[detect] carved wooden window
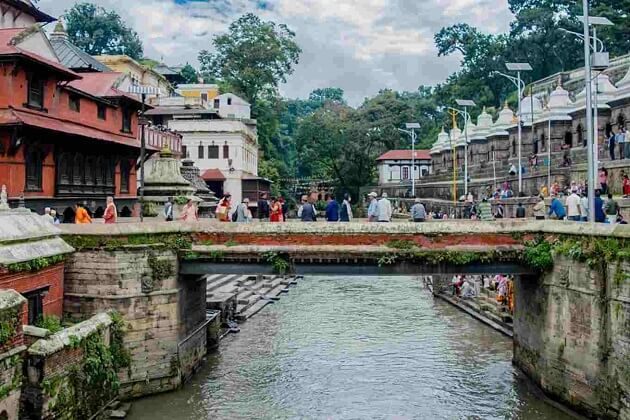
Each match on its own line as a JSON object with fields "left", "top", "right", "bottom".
{"left": 122, "top": 108, "right": 132, "bottom": 133}
{"left": 73, "top": 154, "right": 84, "bottom": 186}
{"left": 97, "top": 103, "right": 107, "bottom": 120}
{"left": 120, "top": 160, "right": 130, "bottom": 193}
{"left": 69, "top": 94, "right": 80, "bottom": 112}
{"left": 27, "top": 74, "right": 45, "bottom": 109}
{"left": 25, "top": 146, "right": 43, "bottom": 191}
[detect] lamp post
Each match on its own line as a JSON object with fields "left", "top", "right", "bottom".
{"left": 398, "top": 123, "right": 420, "bottom": 197}
{"left": 128, "top": 84, "right": 161, "bottom": 222}
{"left": 493, "top": 63, "right": 532, "bottom": 195}
{"left": 455, "top": 99, "right": 476, "bottom": 196}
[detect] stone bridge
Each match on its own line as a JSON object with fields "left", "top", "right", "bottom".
{"left": 56, "top": 220, "right": 630, "bottom": 420}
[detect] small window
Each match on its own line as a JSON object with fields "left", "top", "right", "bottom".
{"left": 208, "top": 145, "right": 219, "bottom": 159}
{"left": 25, "top": 147, "right": 43, "bottom": 191}
{"left": 227, "top": 97, "right": 232, "bottom": 105}
{"left": 97, "top": 103, "right": 107, "bottom": 120}
{"left": 69, "top": 94, "right": 80, "bottom": 112}
{"left": 198, "top": 145, "right": 204, "bottom": 159}
{"left": 27, "top": 74, "right": 45, "bottom": 109}
{"left": 24, "top": 288, "right": 47, "bottom": 325}
{"left": 402, "top": 166, "right": 409, "bottom": 180}
{"left": 213, "top": 99, "right": 220, "bottom": 108}
{"left": 181, "top": 145, "right": 188, "bottom": 158}
{"left": 120, "top": 160, "right": 130, "bottom": 193}
{"left": 122, "top": 108, "right": 132, "bottom": 133}
{"left": 201, "top": 93, "right": 208, "bottom": 102}
{"left": 223, "top": 145, "right": 229, "bottom": 159}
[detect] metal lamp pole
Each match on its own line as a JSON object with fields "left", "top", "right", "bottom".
{"left": 547, "top": 107, "right": 552, "bottom": 190}
{"left": 582, "top": 2, "right": 595, "bottom": 223}
{"left": 140, "top": 93, "right": 146, "bottom": 222}
{"left": 398, "top": 123, "right": 421, "bottom": 197}
{"left": 455, "top": 99, "right": 476, "bottom": 196}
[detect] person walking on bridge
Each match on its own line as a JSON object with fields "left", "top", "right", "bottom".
{"left": 103, "top": 196, "right": 117, "bottom": 224}
{"left": 325, "top": 194, "right": 340, "bottom": 222}
{"left": 299, "top": 197, "right": 317, "bottom": 222}
{"left": 477, "top": 198, "right": 494, "bottom": 221}
{"left": 377, "top": 192, "right": 392, "bottom": 222}
{"left": 367, "top": 192, "right": 378, "bottom": 222}
{"left": 533, "top": 196, "right": 546, "bottom": 220}
{"left": 74, "top": 203, "right": 92, "bottom": 224}
{"left": 410, "top": 198, "right": 426, "bottom": 222}
{"left": 339, "top": 193, "right": 353, "bottom": 222}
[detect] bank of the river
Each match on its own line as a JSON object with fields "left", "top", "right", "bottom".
{"left": 127, "top": 275, "right": 574, "bottom": 420}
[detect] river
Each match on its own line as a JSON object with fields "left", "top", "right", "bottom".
{"left": 128, "top": 275, "right": 575, "bottom": 420}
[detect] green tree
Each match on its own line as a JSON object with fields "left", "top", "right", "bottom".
{"left": 198, "top": 13, "right": 301, "bottom": 104}
{"left": 179, "top": 63, "right": 199, "bottom": 84}
{"left": 64, "top": 2, "right": 143, "bottom": 59}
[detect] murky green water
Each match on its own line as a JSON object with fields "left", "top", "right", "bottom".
{"left": 128, "top": 276, "right": 574, "bottom": 420}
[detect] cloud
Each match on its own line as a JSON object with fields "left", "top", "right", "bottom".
{"left": 37, "top": 0, "right": 513, "bottom": 106}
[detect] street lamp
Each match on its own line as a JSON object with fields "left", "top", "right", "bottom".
{"left": 128, "top": 84, "right": 161, "bottom": 222}
{"left": 398, "top": 122, "right": 421, "bottom": 197}
{"left": 455, "top": 99, "right": 476, "bottom": 196}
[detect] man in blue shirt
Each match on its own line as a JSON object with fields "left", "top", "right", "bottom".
{"left": 325, "top": 194, "right": 340, "bottom": 222}
{"left": 548, "top": 194, "right": 566, "bottom": 220}
{"left": 594, "top": 190, "right": 606, "bottom": 223}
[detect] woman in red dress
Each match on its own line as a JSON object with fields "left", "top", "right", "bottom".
{"left": 270, "top": 198, "right": 283, "bottom": 222}
{"left": 623, "top": 174, "right": 630, "bottom": 198}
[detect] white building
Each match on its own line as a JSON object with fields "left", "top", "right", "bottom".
{"left": 146, "top": 95, "right": 269, "bottom": 207}
{"left": 376, "top": 150, "right": 432, "bottom": 186}
{"left": 212, "top": 93, "right": 251, "bottom": 119}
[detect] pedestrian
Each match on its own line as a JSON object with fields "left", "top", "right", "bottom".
{"left": 367, "top": 192, "right": 379, "bottom": 222}
{"left": 270, "top": 197, "right": 283, "bottom": 222}
{"left": 478, "top": 198, "right": 494, "bottom": 221}
{"left": 325, "top": 194, "right": 340, "bottom": 222}
{"left": 42, "top": 207, "right": 54, "bottom": 224}
{"left": 50, "top": 209, "right": 60, "bottom": 224}
{"left": 623, "top": 174, "right": 630, "bottom": 198}
{"left": 180, "top": 199, "right": 198, "bottom": 222}
{"left": 623, "top": 127, "right": 630, "bottom": 160}
{"left": 279, "top": 196, "right": 288, "bottom": 221}
{"left": 103, "top": 196, "right": 117, "bottom": 224}
{"left": 566, "top": 190, "right": 581, "bottom": 222}
{"left": 164, "top": 197, "right": 174, "bottom": 221}
{"left": 494, "top": 202, "right": 505, "bottom": 219}
{"left": 339, "top": 193, "right": 353, "bottom": 222}
{"left": 508, "top": 164, "right": 517, "bottom": 176}
{"left": 410, "top": 198, "right": 426, "bottom": 222}
{"left": 257, "top": 192, "right": 270, "bottom": 221}
{"left": 617, "top": 127, "right": 626, "bottom": 159}
{"left": 540, "top": 184, "right": 549, "bottom": 197}
{"left": 548, "top": 194, "right": 566, "bottom": 220}
{"left": 605, "top": 193, "right": 619, "bottom": 224}
{"left": 533, "top": 195, "right": 546, "bottom": 220}
{"left": 74, "top": 203, "right": 92, "bottom": 224}
{"left": 608, "top": 129, "right": 616, "bottom": 161}
{"left": 579, "top": 192, "right": 589, "bottom": 222}
{"left": 216, "top": 193, "right": 232, "bottom": 222}
{"left": 515, "top": 202, "right": 526, "bottom": 219}
{"left": 376, "top": 192, "right": 393, "bottom": 222}
{"left": 235, "top": 198, "right": 252, "bottom": 223}
{"left": 599, "top": 168, "right": 608, "bottom": 194}
{"left": 595, "top": 190, "right": 606, "bottom": 223}
{"left": 299, "top": 197, "right": 317, "bottom": 222}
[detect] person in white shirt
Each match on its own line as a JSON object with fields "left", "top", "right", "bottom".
{"left": 579, "top": 192, "right": 589, "bottom": 222}
{"left": 377, "top": 192, "right": 392, "bottom": 222}
{"left": 566, "top": 190, "right": 581, "bottom": 222}
{"left": 42, "top": 207, "right": 54, "bottom": 224}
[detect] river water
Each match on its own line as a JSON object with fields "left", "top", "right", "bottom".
{"left": 129, "top": 275, "right": 574, "bottom": 420}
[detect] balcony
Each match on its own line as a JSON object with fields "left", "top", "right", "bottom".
{"left": 141, "top": 124, "right": 183, "bottom": 155}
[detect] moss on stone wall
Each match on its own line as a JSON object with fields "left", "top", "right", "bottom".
{"left": 4, "top": 254, "right": 64, "bottom": 274}
{"left": 63, "top": 234, "right": 193, "bottom": 252}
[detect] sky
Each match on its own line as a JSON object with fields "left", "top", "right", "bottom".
{"left": 37, "top": 0, "right": 514, "bottom": 106}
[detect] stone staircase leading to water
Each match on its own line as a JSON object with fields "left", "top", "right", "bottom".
{"left": 205, "top": 274, "right": 299, "bottom": 324}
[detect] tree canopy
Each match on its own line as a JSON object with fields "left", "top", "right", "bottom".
{"left": 179, "top": 63, "right": 199, "bottom": 84}
{"left": 64, "top": 2, "right": 143, "bottom": 59}
{"left": 198, "top": 13, "right": 301, "bottom": 104}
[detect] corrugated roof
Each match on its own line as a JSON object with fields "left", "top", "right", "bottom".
{"left": 50, "top": 36, "right": 111, "bottom": 72}
{"left": 376, "top": 150, "right": 432, "bottom": 161}
{"left": 0, "top": 28, "right": 80, "bottom": 80}
{"left": 0, "top": 108, "right": 140, "bottom": 148}
{"left": 201, "top": 169, "right": 226, "bottom": 181}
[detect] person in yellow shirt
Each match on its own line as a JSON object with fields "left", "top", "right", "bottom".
{"left": 74, "top": 203, "right": 92, "bottom": 224}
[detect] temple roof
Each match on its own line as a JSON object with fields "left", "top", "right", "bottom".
{"left": 489, "top": 102, "right": 515, "bottom": 137}
{"left": 49, "top": 22, "right": 111, "bottom": 73}
{"left": 3, "top": 0, "right": 55, "bottom": 23}
{"left": 376, "top": 150, "right": 432, "bottom": 161}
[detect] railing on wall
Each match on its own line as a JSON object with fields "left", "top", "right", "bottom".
{"left": 141, "top": 125, "right": 183, "bottom": 155}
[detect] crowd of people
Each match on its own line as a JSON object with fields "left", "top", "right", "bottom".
{"left": 450, "top": 274, "right": 515, "bottom": 314}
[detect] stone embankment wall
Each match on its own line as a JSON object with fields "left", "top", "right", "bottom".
{"left": 514, "top": 256, "right": 629, "bottom": 419}
{"left": 20, "top": 312, "right": 117, "bottom": 419}
{"left": 0, "top": 290, "right": 26, "bottom": 420}
{"left": 63, "top": 245, "right": 208, "bottom": 397}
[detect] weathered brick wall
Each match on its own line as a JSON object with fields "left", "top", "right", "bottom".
{"left": 21, "top": 313, "right": 112, "bottom": 419}
{"left": 0, "top": 290, "right": 26, "bottom": 420}
{"left": 63, "top": 246, "right": 207, "bottom": 398}
{"left": 513, "top": 256, "right": 629, "bottom": 419}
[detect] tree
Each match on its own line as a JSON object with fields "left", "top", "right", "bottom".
{"left": 179, "top": 63, "right": 199, "bottom": 84}
{"left": 308, "top": 87, "right": 345, "bottom": 104}
{"left": 198, "top": 13, "right": 301, "bottom": 104}
{"left": 64, "top": 3, "right": 143, "bottom": 59}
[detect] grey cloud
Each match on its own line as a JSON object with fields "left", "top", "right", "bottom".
{"left": 37, "top": 0, "right": 513, "bottom": 106}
